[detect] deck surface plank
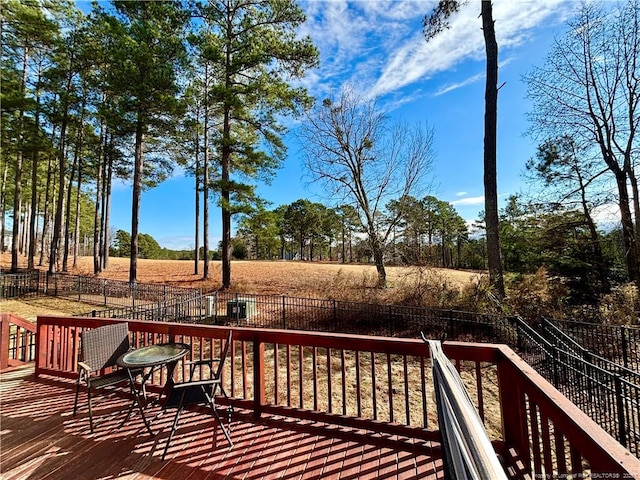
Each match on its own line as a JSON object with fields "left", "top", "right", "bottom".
{"left": 0, "top": 366, "right": 443, "bottom": 480}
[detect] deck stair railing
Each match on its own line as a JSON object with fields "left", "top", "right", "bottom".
{"left": 515, "top": 317, "right": 640, "bottom": 456}
{"left": 548, "top": 317, "right": 640, "bottom": 373}
{"left": 540, "top": 318, "right": 640, "bottom": 386}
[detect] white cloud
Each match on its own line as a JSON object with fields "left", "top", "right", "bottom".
{"left": 451, "top": 195, "right": 485, "bottom": 206}
{"left": 299, "top": 1, "right": 575, "bottom": 101}
{"left": 455, "top": 191, "right": 468, "bottom": 197}
{"left": 435, "top": 71, "right": 485, "bottom": 96}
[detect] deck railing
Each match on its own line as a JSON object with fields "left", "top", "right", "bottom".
{"left": 33, "top": 316, "right": 640, "bottom": 479}
{"left": 0, "top": 314, "right": 37, "bottom": 369}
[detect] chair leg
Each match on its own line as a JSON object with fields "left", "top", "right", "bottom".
{"left": 87, "top": 386, "right": 94, "bottom": 433}
{"left": 207, "top": 396, "right": 233, "bottom": 448}
{"left": 73, "top": 377, "right": 81, "bottom": 416}
{"left": 162, "top": 392, "right": 186, "bottom": 460}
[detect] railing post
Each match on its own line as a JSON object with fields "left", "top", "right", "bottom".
{"left": 0, "top": 316, "right": 10, "bottom": 370}
{"left": 253, "top": 334, "right": 265, "bottom": 419}
{"left": 497, "top": 359, "right": 530, "bottom": 470}
{"left": 614, "top": 375, "right": 627, "bottom": 448}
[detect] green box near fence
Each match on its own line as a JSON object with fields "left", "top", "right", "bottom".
{"left": 226, "top": 298, "right": 257, "bottom": 319}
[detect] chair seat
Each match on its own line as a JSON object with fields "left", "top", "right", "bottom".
{"left": 89, "top": 369, "right": 132, "bottom": 389}
{"left": 163, "top": 381, "right": 221, "bottom": 408}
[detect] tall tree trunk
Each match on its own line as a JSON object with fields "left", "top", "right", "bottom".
{"left": 481, "top": 0, "right": 505, "bottom": 297}
{"left": 93, "top": 121, "right": 104, "bottom": 274}
{"left": 28, "top": 65, "right": 43, "bottom": 269}
{"left": 194, "top": 121, "right": 200, "bottom": 275}
{"left": 614, "top": 171, "right": 640, "bottom": 288}
{"left": 73, "top": 165, "right": 82, "bottom": 268}
{"left": 221, "top": 108, "right": 231, "bottom": 288}
{"left": 103, "top": 147, "right": 113, "bottom": 269}
{"left": 372, "top": 238, "right": 387, "bottom": 288}
{"left": 203, "top": 65, "right": 210, "bottom": 280}
{"left": 39, "top": 153, "right": 54, "bottom": 266}
{"left": 0, "top": 159, "right": 8, "bottom": 253}
{"left": 11, "top": 46, "right": 28, "bottom": 272}
{"left": 129, "top": 116, "right": 144, "bottom": 283}
{"left": 49, "top": 100, "right": 70, "bottom": 274}
{"left": 63, "top": 97, "right": 86, "bottom": 271}
{"left": 62, "top": 133, "right": 79, "bottom": 272}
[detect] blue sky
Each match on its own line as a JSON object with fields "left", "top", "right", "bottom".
{"left": 105, "top": 0, "right": 579, "bottom": 250}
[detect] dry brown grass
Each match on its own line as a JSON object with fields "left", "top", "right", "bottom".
{"left": 1, "top": 253, "right": 482, "bottom": 299}
{"left": 0, "top": 296, "right": 98, "bottom": 321}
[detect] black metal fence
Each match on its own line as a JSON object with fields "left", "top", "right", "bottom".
{"left": 47, "top": 273, "right": 201, "bottom": 310}
{"left": 0, "top": 270, "right": 44, "bottom": 298}
{"left": 547, "top": 317, "right": 640, "bottom": 373}
{"left": 515, "top": 318, "right": 640, "bottom": 456}
{"left": 199, "top": 292, "right": 519, "bottom": 343}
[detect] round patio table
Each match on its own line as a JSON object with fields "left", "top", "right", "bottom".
{"left": 117, "top": 342, "right": 191, "bottom": 434}
{"left": 118, "top": 343, "right": 191, "bottom": 369}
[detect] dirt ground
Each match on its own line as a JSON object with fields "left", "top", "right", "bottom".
{"left": 1, "top": 253, "right": 483, "bottom": 298}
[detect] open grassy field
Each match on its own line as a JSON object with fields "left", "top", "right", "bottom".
{"left": 1, "top": 253, "right": 483, "bottom": 299}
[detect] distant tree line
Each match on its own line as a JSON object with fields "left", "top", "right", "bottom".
{"left": 234, "top": 195, "right": 630, "bottom": 304}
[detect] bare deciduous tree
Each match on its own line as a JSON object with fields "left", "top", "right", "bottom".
{"left": 300, "top": 88, "right": 435, "bottom": 288}
{"left": 525, "top": 1, "right": 640, "bottom": 290}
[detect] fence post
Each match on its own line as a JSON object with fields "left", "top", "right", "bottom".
{"left": 77, "top": 276, "right": 81, "bottom": 302}
{"left": 388, "top": 305, "right": 393, "bottom": 337}
{"left": 614, "top": 375, "right": 627, "bottom": 448}
{"left": 282, "top": 295, "right": 286, "bottom": 329}
{"left": 551, "top": 347, "right": 559, "bottom": 388}
{"left": 620, "top": 326, "right": 629, "bottom": 369}
{"left": 333, "top": 299, "right": 337, "bottom": 331}
{"left": 513, "top": 317, "right": 522, "bottom": 351}
{"left": 214, "top": 292, "right": 218, "bottom": 324}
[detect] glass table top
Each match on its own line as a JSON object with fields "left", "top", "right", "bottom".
{"left": 118, "top": 342, "right": 191, "bottom": 368}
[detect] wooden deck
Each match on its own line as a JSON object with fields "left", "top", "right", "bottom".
{"left": 0, "top": 365, "right": 444, "bottom": 480}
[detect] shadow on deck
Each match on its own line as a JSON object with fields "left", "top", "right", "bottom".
{"left": 0, "top": 366, "right": 443, "bottom": 480}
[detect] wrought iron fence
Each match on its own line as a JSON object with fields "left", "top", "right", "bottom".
{"left": 515, "top": 317, "right": 640, "bottom": 456}
{"left": 202, "top": 291, "right": 519, "bottom": 343}
{"left": 46, "top": 273, "right": 201, "bottom": 310}
{"left": 0, "top": 270, "right": 44, "bottom": 298}
{"left": 548, "top": 317, "right": 640, "bottom": 373}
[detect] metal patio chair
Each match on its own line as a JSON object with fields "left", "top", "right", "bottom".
{"left": 160, "top": 330, "right": 234, "bottom": 460}
{"left": 73, "top": 322, "right": 138, "bottom": 432}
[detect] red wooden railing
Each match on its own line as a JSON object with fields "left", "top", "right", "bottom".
{"left": 0, "top": 313, "right": 36, "bottom": 370}
{"left": 34, "top": 316, "right": 640, "bottom": 479}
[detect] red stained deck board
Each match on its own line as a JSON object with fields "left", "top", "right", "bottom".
{"left": 0, "top": 367, "right": 445, "bottom": 480}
